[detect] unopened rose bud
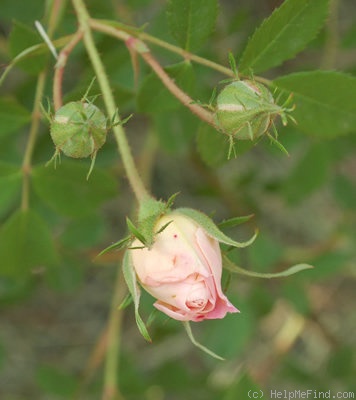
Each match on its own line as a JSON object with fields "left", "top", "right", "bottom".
{"left": 130, "top": 213, "right": 238, "bottom": 322}
{"left": 50, "top": 101, "right": 107, "bottom": 158}
{"left": 215, "top": 80, "right": 281, "bottom": 140}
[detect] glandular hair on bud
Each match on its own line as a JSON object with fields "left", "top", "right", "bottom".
{"left": 50, "top": 101, "right": 107, "bottom": 158}
{"left": 215, "top": 80, "right": 282, "bottom": 141}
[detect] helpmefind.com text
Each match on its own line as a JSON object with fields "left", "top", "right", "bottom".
{"left": 248, "top": 389, "right": 355, "bottom": 399}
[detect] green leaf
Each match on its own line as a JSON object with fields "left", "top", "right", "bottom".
{"left": 282, "top": 281, "right": 310, "bottom": 314}
{"left": 183, "top": 321, "right": 224, "bottom": 360}
{"left": 0, "top": 209, "right": 59, "bottom": 278}
{"left": 0, "top": 162, "right": 22, "bottom": 216}
{"left": 0, "top": 276, "right": 34, "bottom": 304}
{"left": 247, "top": 234, "right": 284, "bottom": 272}
{"left": 283, "top": 142, "right": 331, "bottom": 204}
{"left": 122, "top": 251, "right": 151, "bottom": 342}
{"left": 32, "top": 161, "right": 117, "bottom": 217}
{"left": 196, "top": 124, "right": 231, "bottom": 167}
{"left": 239, "top": 0, "right": 329, "bottom": 74}
{"left": 274, "top": 71, "right": 356, "bottom": 137}
{"left": 223, "top": 373, "right": 261, "bottom": 400}
{"left": 137, "top": 62, "right": 195, "bottom": 113}
{"left": 167, "top": 0, "right": 218, "bottom": 51}
{"left": 333, "top": 175, "right": 356, "bottom": 210}
{"left": 0, "top": 341, "right": 5, "bottom": 370}
{"left": 45, "top": 258, "right": 84, "bottom": 293}
{"left": 0, "top": 0, "right": 44, "bottom": 23}
{"left": 9, "top": 20, "right": 47, "bottom": 74}
{"left": 302, "top": 251, "right": 350, "bottom": 280}
{"left": 36, "top": 365, "right": 78, "bottom": 397}
{"left": 174, "top": 208, "right": 257, "bottom": 248}
{"left": 1, "top": 36, "right": 70, "bottom": 88}
{"left": 223, "top": 255, "right": 313, "bottom": 278}
{"left": 154, "top": 110, "right": 197, "bottom": 153}
{"left": 327, "top": 346, "right": 354, "bottom": 379}
{"left": 60, "top": 214, "right": 106, "bottom": 249}
{"left": 0, "top": 98, "right": 31, "bottom": 138}
{"left": 202, "top": 296, "right": 255, "bottom": 359}
{"left": 196, "top": 123, "right": 255, "bottom": 167}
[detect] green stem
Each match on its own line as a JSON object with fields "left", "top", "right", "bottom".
{"left": 71, "top": 0, "right": 148, "bottom": 202}
{"left": 139, "top": 50, "right": 216, "bottom": 127}
{"left": 21, "top": 70, "right": 47, "bottom": 211}
{"left": 90, "top": 18, "right": 273, "bottom": 87}
{"left": 21, "top": 1, "right": 64, "bottom": 211}
{"left": 53, "top": 29, "right": 83, "bottom": 110}
{"left": 46, "top": 0, "right": 68, "bottom": 35}
{"left": 139, "top": 32, "right": 234, "bottom": 76}
{"left": 89, "top": 21, "right": 216, "bottom": 127}
{"left": 139, "top": 32, "right": 272, "bottom": 86}
{"left": 102, "top": 270, "right": 127, "bottom": 400}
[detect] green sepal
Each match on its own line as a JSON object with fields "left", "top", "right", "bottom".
{"left": 136, "top": 194, "right": 180, "bottom": 247}
{"left": 136, "top": 197, "right": 167, "bottom": 246}
{"left": 222, "top": 270, "right": 232, "bottom": 294}
{"left": 183, "top": 321, "right": 224, "bottom": 361}
{"left": 155, "top": 220, "right": 173, "bottom": 235}
{"left": 118, "top": 292, "right": 133, "bottom": 310}
{"left": 228, "top": 52, "right": 238, "bottom": 78}
{"left": 174, "top": 208, "right": 257, "bottom": 248}
{"left": 166, "top": 192, "right": 180, "bottom": 209}
{"left": 218, "top": 214, "right": 254, "bottom": 229}
{"left": 137, "top": 197, "right": 167, "bottom": 222}
{"left": 96, "top": 235, "right": 132, "bottom": 257}
{"left": 267, "top": 125, "right": 290, "bottom": 156}
{"left": 223, "top": 255, "right": 313, "bottom": 278}
{"left": 126, "top": 217, "right": 147, "bottom": 246}
{"left": 122, "top": 251, "right": 151, "bottom": 342}
{"left": 146, "top": 308, "right": 160, "bottom": 328}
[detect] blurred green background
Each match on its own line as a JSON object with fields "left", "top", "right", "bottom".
{"left": 0, "top": 0, "right": 355, "bottom": 399}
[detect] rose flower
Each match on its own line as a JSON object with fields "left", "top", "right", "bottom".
{"left": 130, "top": 214, "right": 238, "bottom": 322}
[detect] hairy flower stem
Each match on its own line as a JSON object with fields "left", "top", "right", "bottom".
{"left": 71, "top": 0, "right": 149, "bottom": 202}
{"left": 70, "top": 1, "right": 148, "bottom": 398}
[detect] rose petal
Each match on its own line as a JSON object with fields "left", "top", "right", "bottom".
{"left": 130, "top": 214, "right": 239, "bottom": 322}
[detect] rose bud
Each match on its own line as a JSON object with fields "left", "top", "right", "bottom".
{"left": 215, "top": 80, "right": 283, "bottom": 141}
{"left": 50, "top": 101, "right": 107, "bottom": 159}
{"left": 130, "top": 214, "right": 238, "bottom": 322}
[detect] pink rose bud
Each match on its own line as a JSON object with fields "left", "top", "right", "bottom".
{"left": 130, "top": 214, "right": 239, "bottom": 322}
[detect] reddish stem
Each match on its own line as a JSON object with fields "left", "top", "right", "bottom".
{"left": 53, "top": 30, "right": 84, "bottom": 110}
{"left": 139, "top": 50, "right": 216, "bottom": 128}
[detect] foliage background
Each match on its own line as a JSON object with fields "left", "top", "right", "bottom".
{"left": 0, "top": 0, "right": 355, "bottom": 399}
